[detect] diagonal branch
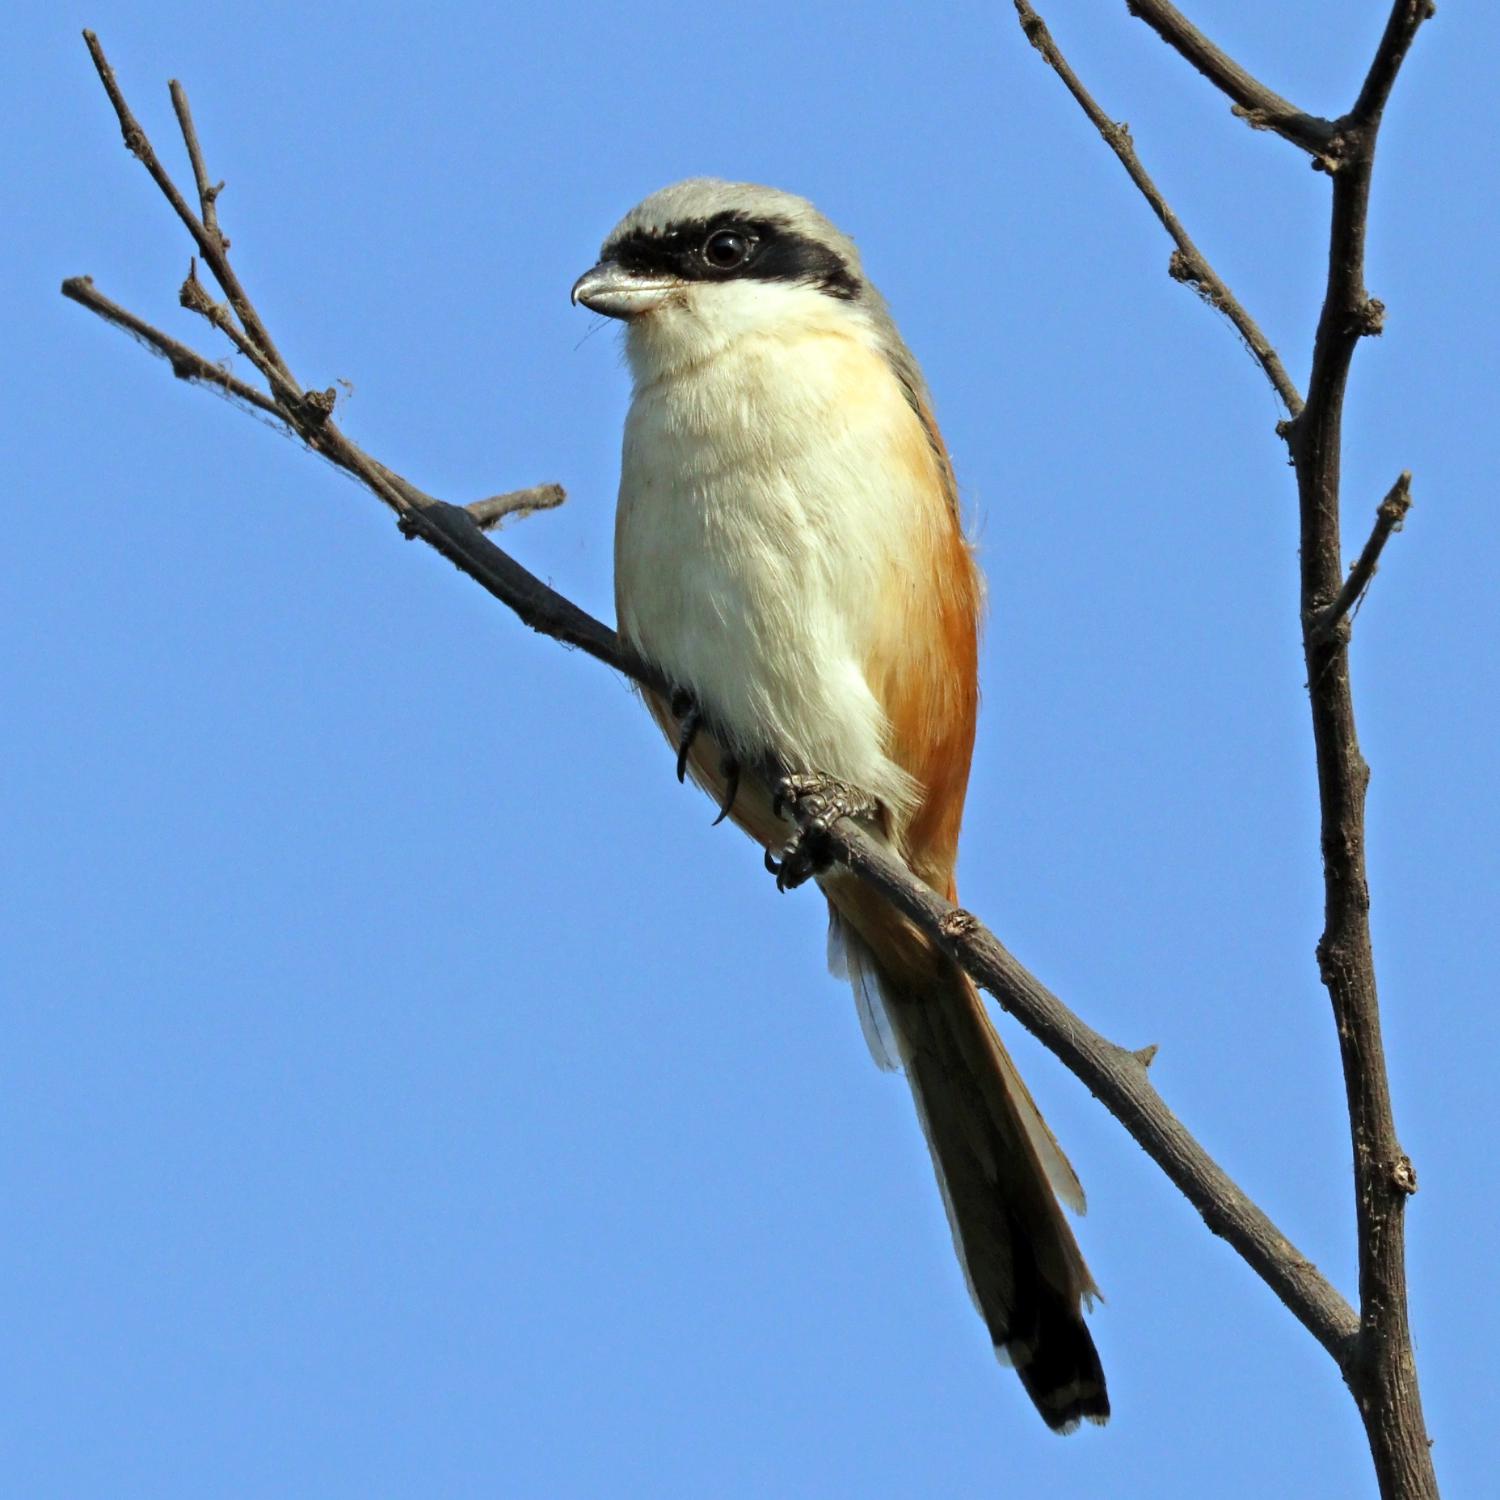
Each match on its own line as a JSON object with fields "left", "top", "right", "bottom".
{"left": 179, "top": 261, "right": 302, "bottom": 405}
{"left": 1354, "top": 0, "right": 1438, "bottom": 123}
{"left": 60, "top": 275, "right": 648, "bottom": 687}
{"left": 1012, "top": 1, "right": 1304, "bottom": 417}
{"left": 68, "top": 274, "right": 1364, "bottom": 1365}
{"left": 168, "top": 79, "right": 223, "bottom": 242}
{"left": 62, "top": 274, "right": 281, "bottom": 419}
{"left": 1019, "top": 1, "right": 1437, "bottom": 1494}
{"left": 1125, "top": 0, "right": 1335, "bottom": 154}
{"left": 62, "top": 27, "right": 1363, "bottom": 1392}
{"left": 82, "top": 30, "right": 292, "bottom": 381}
{"left": 823, "top": 817, "right": 1359, "bottom": 1361}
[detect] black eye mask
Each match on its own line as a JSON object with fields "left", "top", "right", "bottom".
{"left": 603, "top": 212, "right": 861, "bottom": 301}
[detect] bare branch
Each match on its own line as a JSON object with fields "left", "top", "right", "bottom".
{"left": 62, "top": 29, "right": 1364, "bottom": 1404}
{"left": 61, "top": 274, "right": 281, "bottom": 419}
{"left": 168, "top": 79, "right": 223, "bottom": 243}
{"left": 817, "top": 815, "right": 1360, "bottom": 1363}
{"left": 63, "top": 267, "right": 648, "bottom": 688}
{"left": 67, "top": 16, "right": 1445, "bottom": 1492}
{"left": 179, "top": 261, "right": 299, "bottom": 405}
{"left": 1310, "top": 471, "right": 1412, "bottom": 646}
{"left": 82, "top": 30, "right": 292, "bottom": 381}
{"left": 66, "top": 292, "right": 1384, "bottom": 1364}
{"left": 1012, "top": 2, "right": 1304, "bottom": 417}
{"left": 1125, "top": 0, "right": 1335, "bottom": 154}
{"left": 396, "top": 484, "right": 568, "bottom": 536}
{"left": 1286, "top": 5, "right": 1436, "bottom": 1492}
{"left": 69, "top": 262, "right": 1364, "bottom": 1367}
{"left": 1016, "top": 1, "right": 1438, "bottom": 1491}
{"left": 1353, "top": 0, "right": 1438, "bottom": 125}
{"left": 466, "top": 484, "right": 567, "bottom": 532}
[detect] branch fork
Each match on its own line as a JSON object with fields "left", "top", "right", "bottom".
{"left": 68, "top": 8, "right": 1437, "bottom": 1494}
{"left": 1010, "top": 5, "right": 1433, "bottom": 1494}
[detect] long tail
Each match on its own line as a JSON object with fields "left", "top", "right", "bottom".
{"left": 829, "top": 889, "right": 1109, "bottom": 1433}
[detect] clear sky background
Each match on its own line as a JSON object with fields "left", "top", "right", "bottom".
{"left": 4, "top": 2, "right": 1494, "bottom": 1495}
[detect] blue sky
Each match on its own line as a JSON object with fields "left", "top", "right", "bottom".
{"left": 5, "top": 2, "right": 1495, "bottom": 1494}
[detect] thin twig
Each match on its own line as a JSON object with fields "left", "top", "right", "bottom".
{"left": 396, "top": 484, "right": 568, "bottom": 535}
{"left": 82, "top": 31, "right": 292, "bottom": 381}
{"left": 1310, "top": 471, "right": 1412, "bottom": 646}
{"left": 1012, "top": 1, "right": 1305, "bottom": 417}
{"left": 301, "top": 423, "right": 648, "bottom": 685}
{"left": 1125, "top": 0, "right": 1335, "bottom": 154}
{"left": 168, "top": 79, "right": 223, "bottom": 243}
{"left": 179, "top": 261, "right": 301, "bottom": 407}
{"left": 466, "top": 484, "right": 567, "bottom": 532}
{"left": 61, "top": 275, "right": 281, "bottom": 419}
{"left": 1354, "top": 0, "right": 1438, "bottom": 123}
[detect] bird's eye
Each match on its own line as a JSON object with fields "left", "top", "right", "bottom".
{"left": 703, "top": 229, "right": 752, "bottom": 269}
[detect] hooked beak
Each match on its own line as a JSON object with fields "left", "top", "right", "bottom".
{"left": 570, "top": 259, "right": 681, "bottom": 320}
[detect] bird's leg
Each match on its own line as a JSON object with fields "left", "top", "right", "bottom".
{"left": 670, "top": 687, "right": 742, "bottom": 824}
{"left": 765, "top": 771, "right": 880, "bottom": 893}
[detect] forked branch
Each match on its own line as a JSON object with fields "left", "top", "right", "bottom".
{"left": 1012, "top": 2, "right": 1303, "bottom": 416}
{"left": 63, "top": 27, "right": 1362, "bottom": 1400}
{"left": 68, "top": 8, "right": 1438, "bottom": 1494}
{"left": 1311, "top": 471, "right": 1413, "bottom": 647}
{"left": 1124, "top": 0, "right": 1336, "bottom": 154}
{"left": 1015, "top": 3, "right": 1435, "bottom": 1496}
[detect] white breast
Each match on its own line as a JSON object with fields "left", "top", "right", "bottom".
{"left": 614, "top": 302, "right": 939, "bottom": 820}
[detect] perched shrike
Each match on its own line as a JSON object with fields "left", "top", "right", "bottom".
{"left": 573, "top": 179, "right": 1108, "bottom": 1432}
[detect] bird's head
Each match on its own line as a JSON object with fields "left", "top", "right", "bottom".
{"left": 571, "top": 178, "right": 883, "bottom": 380}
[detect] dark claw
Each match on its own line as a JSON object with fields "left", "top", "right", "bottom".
{"left": 673, "top": 701, "right": 702, "bottom": 785}
{"left": 711, "top": 757, "right": 740, "bottom": 826}
{"left": 774, "top": 839, "right": 821, "bottom": 892}
{"left": 763, "top": 829, "right": 824, "bottom": 894}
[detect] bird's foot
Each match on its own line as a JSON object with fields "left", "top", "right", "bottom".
{"left": 670, "top": 687, "right": 741, "bottom": 825}
{"left": 765, "top": 772, "right": 880, "bottom": 892}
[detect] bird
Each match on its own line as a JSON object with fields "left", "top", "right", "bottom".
{"left": 572, "top": 178, "right": 1108, "bottom": 1432}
